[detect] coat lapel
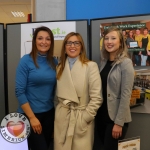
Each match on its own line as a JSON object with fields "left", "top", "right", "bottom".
{"left": 57, "top": 58, "right": 79, "bottom": 104}
{"left": 70, "top": 58, "right": 86, "bottom": 97}
{"left": 100, "top": 59, "right": 107, "bottom": 72}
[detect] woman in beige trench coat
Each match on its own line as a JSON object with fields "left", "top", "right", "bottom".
{"left": 54, "top": 32, "right": 103, "bottom": 150}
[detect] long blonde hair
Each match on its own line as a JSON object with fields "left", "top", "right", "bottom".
{"left": 57, "top": 32, "right": 89, "bottom": 80}
{"left": 101, "top": 27, "right": 129, "bottom": 63}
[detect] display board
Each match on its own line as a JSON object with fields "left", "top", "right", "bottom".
{"left": 90, "top": 14, "right": 150, "bottom": 114}
{"left": 6, "top": 20, "right": 88, "bottom": 113}
{"left": 0, "top": 23, "right": 5, "bottom": 120}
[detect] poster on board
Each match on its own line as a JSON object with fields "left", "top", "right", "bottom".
{"left": 21, "top": 22, "right": 76, "bottom": 58}
{"left": 99, "top": 21, "right": 150, "bottom": 67}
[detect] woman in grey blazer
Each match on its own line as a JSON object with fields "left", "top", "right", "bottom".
{"left": 93, "top": 27, "right": 134, "bottom": 150}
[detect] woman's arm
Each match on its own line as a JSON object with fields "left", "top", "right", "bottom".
{"left": 112, "top": 59, "right": 134, "bottom": 139}
{"left": 114, "top": 59, "right": 134, "bottom": 126}
{"left": 15, "top": 56, "right": 42, "bottom": 134}
{"left": 147, "top": 35, "right": 150, "bottom": 53}
{"left": 21, "top": 103, "right": 42, "bottom": 134}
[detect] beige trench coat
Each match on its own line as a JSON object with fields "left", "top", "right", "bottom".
{"left": 54, "top": 58, "right": 103, "bottom": 150}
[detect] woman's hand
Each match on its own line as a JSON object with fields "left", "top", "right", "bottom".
{"left": 112, "top": 124, "right": 122, "bottom": 139}
{"left": 29, "top": 117, "right": 42, "bottom": 134}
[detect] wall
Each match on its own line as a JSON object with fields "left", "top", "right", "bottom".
{"left": 66, "top": 0, "right": 150, "bottom": 20}
{"left": 32, "top": 0, "right": 66, "bottom": 21}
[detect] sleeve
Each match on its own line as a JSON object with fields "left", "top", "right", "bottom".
{"left": 15, "top": 56, "right": 29, "bottom": 106}
{"left": 83, "top": 62, "right": 103, "bottom": 123}
{"left": 100, "top": 38, "right": 103, "bottom": 50}
{"left": 114, "top": 60, "right": 134, "bottom": 126}
{"left": 147, "top": 35, "right": 150, "bottom": 50}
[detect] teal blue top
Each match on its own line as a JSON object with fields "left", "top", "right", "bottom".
{"left": 15, "top": 54, "right": 57, "bottom": 113}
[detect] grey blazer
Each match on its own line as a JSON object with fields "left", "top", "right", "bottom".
{"left": 100, "top": 57, "right": 134, "bottom": 126}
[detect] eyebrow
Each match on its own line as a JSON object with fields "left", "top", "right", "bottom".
{"left": 105, "top": 36, "right": 116, "bottom": 37}
{"left": 37, "top": 36, "right": 50, "bottom": 38}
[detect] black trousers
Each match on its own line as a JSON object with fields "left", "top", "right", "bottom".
{"left": 25, "top": 108, "right": 54, "bottom": 150}
{"left": 93, "top": 117, "right": 128, "bottom": 150}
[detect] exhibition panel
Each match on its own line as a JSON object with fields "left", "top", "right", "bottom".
{"left": 6, "top": 20, "right": 88, "bottom": 113}
{"left": 90, "top": 14, "right": 150, "bottom": 150}
{"left": 0, "top": 23, "right": 5, "bottom": 121}
{"left": 90, "top": 14, "right": 150, "bottom": 113}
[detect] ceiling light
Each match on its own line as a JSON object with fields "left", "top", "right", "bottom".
{"left": 11, "top": 11, "right": 25, "bottom": 17}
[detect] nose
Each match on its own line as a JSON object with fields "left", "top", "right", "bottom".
{"left": 107, "top": 38, "right": 112, "bottom": 43}
{"left": 42, "top": 38, "right": 46, "bottom": 43}
{"left": 70, "top": 42, "right": 75, "bottom": 47}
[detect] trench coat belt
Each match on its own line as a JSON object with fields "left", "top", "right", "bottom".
{"left": 59, "top": 101, "right": 87, "bottom": 144}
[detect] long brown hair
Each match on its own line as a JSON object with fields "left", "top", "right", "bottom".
{"left": 30, "top": 26, "right": 56, "bottom": 69}
{"left": 57, "top": 32, "right": 89, "bottom": 79}
{"left": 101, "top": 27, "right": 129, "bottom": 63}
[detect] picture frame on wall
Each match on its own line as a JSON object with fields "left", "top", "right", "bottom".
{"left": 90, "top": 14, "right": 150, "bottom": 114}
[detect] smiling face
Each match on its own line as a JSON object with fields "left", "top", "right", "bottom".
{"left": 36, "top": 31, "right": 51, "bottom": 54}
{"left": 104, "top": 31, "right": 120, "bottom": 56}
{"left": 65, "top": 35, "right": 81, "bottom": 58}
{"left": 135, "top": 29, "right": 140, "bottom": 35}
{"left": 143, "top": 29, "right": 148, "bottom": 35}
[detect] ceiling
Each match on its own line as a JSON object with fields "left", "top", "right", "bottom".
{"left": 0, "top": 0, "right": 31, "bottom": 24}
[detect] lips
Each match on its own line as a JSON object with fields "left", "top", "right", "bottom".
{"left": 39, "top": 45, "right": 48, "bottom": 48}
{"left": 69, "top": 49, "right": 76, "bottom": 52}
{"left": 107, "top": 45, "right": 113, "bottom": 48}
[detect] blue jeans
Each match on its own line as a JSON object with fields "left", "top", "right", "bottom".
{"left": 134, "top": 55, "right": 141, "bottom": 66}
{"left": 141, "top": 55, "right": 148, "bottom": 66}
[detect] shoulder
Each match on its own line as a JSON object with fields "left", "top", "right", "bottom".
{"left": 148, "top": 34, "right": 150, "bottom": 39}
{"left": 120, "top": 57, "right": 132, "bottom": 66}
{"left": 17, "top": 54, "right": 32, "bottom": 69}
{"left": 120, "top": 58, "right": 134, "bottom": 71}
{"left": 20, "top": 54, "right": 31, "bottom": 63}
{"left": 140, "top": 34, "right": 143, "bottom": 38}
{"left": 87, "top": 61, "right": 98, "bottom": 67}
{"left": 87, "top": 61, "right": 99, "bottom": 71}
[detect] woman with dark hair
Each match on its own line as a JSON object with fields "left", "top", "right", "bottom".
{"left": 93, "top": 27, "right": 134, "bottom": 150}
{"left": 54, "top": 32, "right": 103, "bottom": 150}
{"left": 126, "top": 30, "right": 135, "bottom": 61}
{"left": 15, "top": 26, "right": 57, "bottom": 150}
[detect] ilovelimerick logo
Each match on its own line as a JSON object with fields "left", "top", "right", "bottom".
{"left": 0, "top": 112, "right": 31, "bottom": 143}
